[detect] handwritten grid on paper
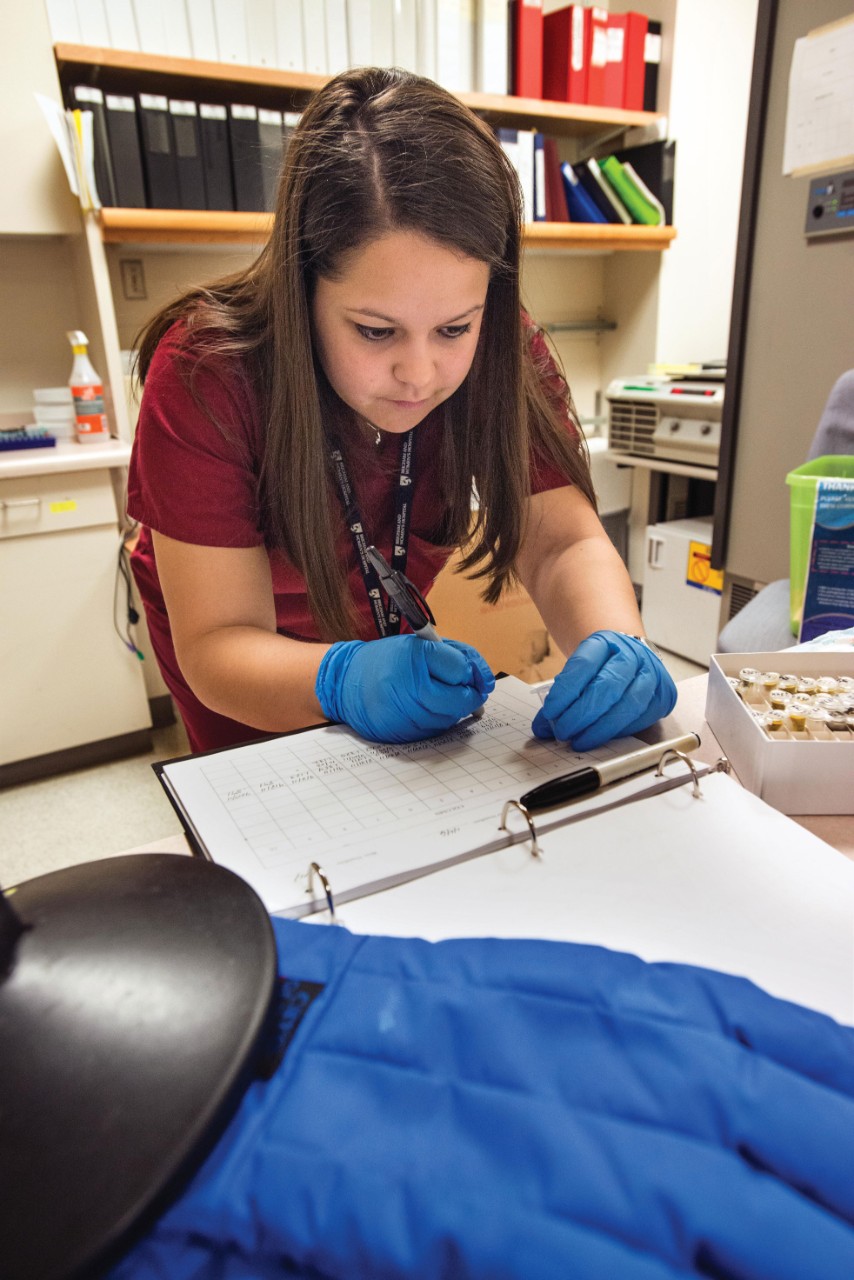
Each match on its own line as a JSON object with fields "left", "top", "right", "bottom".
{"left": 194, "top": 696, "right": 625, "bottom": 872}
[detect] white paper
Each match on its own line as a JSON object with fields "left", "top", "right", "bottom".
{"left": 476, "top": 0, "right": 508, "bottom": 95}
{"left": 159, "top": 677, "right": 644, "bottom": 917}
{"left": 274, "top": 0, "right": 305, "bottom": 70}
{"left": 302, "top": 0, "right": 328, "bottom": 71}
{"left": 104, "top": 0, "right": 140, "bottom": 50}
{"left": 163, "top": 0, "right": 194, "bottom": 57}
{"left": 213, "top": 0, "right": 250, "bottom": 62}
{"left": 132, "top": 0, "right": 169, "bottom": 53}
{"left": 45, "top": 0, "right": 82, "bottom": 43}
{"left": 392, "top": 0, "right": 417, "bottom": 72}
{"left": 246, "top": 0, "right": 278, "bottom": 65}
{"left": 369, "top": 0, "right": 393, "bottom": 66}
{"left": 34, "top": 93, "right": 80, "bottom": 197}
{"left": 186, "top": 0, "right": 219, "bottom": 58}
{"left": 322, "top": 771, "right": 854, "bottom": 1027}
{"left": 415, "top": 0, "right": 436, "bottom": 79}
{"left": 324, "top": 0, "right": 350, "bottom": 73}
{"left": 346, "top": 0, "right": 372, "bottom": 68}
{"left": 783, "top": 16, "right": 854, "bottom": 176}
{"left": 75, "top": 0, "right": 110, "bottom": 45}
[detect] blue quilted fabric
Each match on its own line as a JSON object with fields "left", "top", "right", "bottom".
{"left": 110, "top": 918, "right": 854, "bottom": 1279}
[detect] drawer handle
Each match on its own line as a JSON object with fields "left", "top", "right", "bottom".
{"left": 1, "top": 498, "right": 41, "bottom": 510}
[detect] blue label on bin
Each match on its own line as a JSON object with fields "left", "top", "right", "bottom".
{"left": 799, "top": 479, "right": 854, "bottom": 643}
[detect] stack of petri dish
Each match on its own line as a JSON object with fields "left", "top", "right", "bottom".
{"left": 33, "top": 387, "right": 76, "bottom": 441}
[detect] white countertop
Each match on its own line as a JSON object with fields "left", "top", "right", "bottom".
{"left": 0, "top": 439, "right": 131, "bottom": 480}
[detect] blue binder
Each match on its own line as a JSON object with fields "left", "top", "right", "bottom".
{"left": 560, "top": 162, "right": 607, "bottom": 223}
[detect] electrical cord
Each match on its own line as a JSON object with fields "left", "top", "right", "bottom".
{"left": 114, "top": 523, "right": 144, "bottom": 661}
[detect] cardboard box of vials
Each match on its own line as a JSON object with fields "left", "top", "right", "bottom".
{"left": 705, "top": 651, "right": 854, "bottom": 815}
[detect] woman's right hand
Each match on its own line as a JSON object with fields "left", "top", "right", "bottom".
{"left": 316, "top": 634, "right": 494, "bottom": 743}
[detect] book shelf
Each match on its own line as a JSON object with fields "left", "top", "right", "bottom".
{"left": 98, "top": 207, "right": 677, "bottom": 252}
{"left": 45, "top": 40, "right": 678, "bottom": 443}
{"left": 54, "top": 43, "right": 664, "bottom": 140}
{"left": 55, "top": 44, "right": 674, "bottom": 254}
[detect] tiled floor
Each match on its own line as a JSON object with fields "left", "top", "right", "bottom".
{"left": 1, "top": 717, "right": 191, "bottom": 888}
{"left": 1, "top": 648, "right": 705, "bottom": 889}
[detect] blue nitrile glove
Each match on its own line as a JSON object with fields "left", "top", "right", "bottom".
{"left": 316, "top": 634, "right": 494, "bottom": 744}
{"left": 532, "top": 629, "right": 677, "bottom": 750}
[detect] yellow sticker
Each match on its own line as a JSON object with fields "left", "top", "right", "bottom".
{"left": 50, "top": 500, "right": 77, "bottom": 514}
{"left": 686, "top": 540, "right": 724, "bottom": 595}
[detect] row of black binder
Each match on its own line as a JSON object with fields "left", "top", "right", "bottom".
{"left": 69, "top": 84, "right": 301, "bottom": 213}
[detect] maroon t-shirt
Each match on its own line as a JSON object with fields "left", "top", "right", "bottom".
{"left": 128, "top": 321, "right": 576, "bottom": 751}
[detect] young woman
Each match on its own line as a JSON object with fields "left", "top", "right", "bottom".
{"left": 128, "top": 66, "right": 676, "bottom": 754}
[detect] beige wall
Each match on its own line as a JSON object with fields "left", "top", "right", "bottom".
{"left": 1, "top": 4, "right": 78, "bottom": 235}
{"left": 0, "top": 239, "right": 85, "bottom": 411}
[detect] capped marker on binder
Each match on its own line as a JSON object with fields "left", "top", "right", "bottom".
{"left": 519, "top": 731, "right": 701, "bottom": 812}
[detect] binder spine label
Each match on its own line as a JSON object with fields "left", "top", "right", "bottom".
{"left": 607, "top": 27, "right": 625, "bottom": 61}
{"left": 105, "top": 95, "right": 136, "bottom": 113}
{"left": 572, "top": 7, "right": 584, "bottom": 71}
{"left": 645, "top": 32, "right": 662, "bottom": 63}
{"left": 73, "top": 85, "right": 104, "bottom": 105}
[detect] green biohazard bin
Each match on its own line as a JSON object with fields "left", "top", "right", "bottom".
{"left": 785, "top": 454, "right": 854, "bottom": 635}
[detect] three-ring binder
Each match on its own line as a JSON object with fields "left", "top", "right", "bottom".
{"left": 305, "top": 742, "right": 716, "bottom": 914}
{"left": 155, "top": 674, "right": 728, "bottom": 922}
{"left": 308, "top": 862, "right": 338, "bottom": 923}
{"left": 500, "top": 738, "right": 710, "bottom": 858}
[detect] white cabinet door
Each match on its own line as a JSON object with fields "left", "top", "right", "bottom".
{"left": 1, "top": 475, "right": 152, "bottom": 766}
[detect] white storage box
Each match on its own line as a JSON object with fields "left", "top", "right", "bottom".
{"left": 705, "top": 651, "right": 854, "bottom": 815}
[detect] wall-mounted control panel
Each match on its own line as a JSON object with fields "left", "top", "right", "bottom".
{"left": 805, "top": 169, "right": 854, "bottom": 237}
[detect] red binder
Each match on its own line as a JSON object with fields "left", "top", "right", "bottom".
{"left": 509, "top": 0, "right": 544, "bottom": 100}
{"left": 585, "top": 6, "right": 609, "bottom": 107}
{"left": 604, "top": 11, "right": 649, "bottom": 110}
{"left": 542, "top": 4, "right": 588, "bottom": 105}
{"left": 543, "top": 136, "right": 569, "bottom": 221}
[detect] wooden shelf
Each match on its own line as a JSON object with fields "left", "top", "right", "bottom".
{"left": 524, "top": 223, "right": 676, "bottom": 252}
{"left": 54, "top": 43, "right": 665, "bottom": 139}
{"left": 98, "top": 207, "right": 677, "bottom": 251}
{"left": 99, "top": 208, "right": 273, "bottom": 245}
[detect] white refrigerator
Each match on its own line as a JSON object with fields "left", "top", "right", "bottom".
{"left": 642, "top": 516, "right": 724, "bottom": 666}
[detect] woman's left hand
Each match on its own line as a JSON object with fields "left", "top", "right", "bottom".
{"left": 532, "top": 630, "right": 678, "bottom": 751}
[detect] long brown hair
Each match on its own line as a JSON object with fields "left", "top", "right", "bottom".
{"left": 136, "top": 67, "right": 595, "bottom": 640}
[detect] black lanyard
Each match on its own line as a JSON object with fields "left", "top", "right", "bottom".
{"left": 329, "top": 429, "right": 416, "bottom": 637}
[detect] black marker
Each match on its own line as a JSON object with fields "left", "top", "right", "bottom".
{"left": 366, "top": 545, "right": 441, "bottom": 640}
{"left": 366, "top": 545, "right": 486, "bottom": 718}
{"left": 519, "top": 732, "right": 701, "bottom": 812}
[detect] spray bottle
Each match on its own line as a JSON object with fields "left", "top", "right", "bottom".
{"left": 67, "top": 330, "right": 111, "bottom": 444}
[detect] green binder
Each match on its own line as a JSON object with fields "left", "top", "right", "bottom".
{"left": 598, "top": 155, "right": 665, "bottom": 226}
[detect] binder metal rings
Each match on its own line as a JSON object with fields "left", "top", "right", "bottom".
{"left": 308, "top": 862, "right": 338, "bottom": 923}
{"left": 655, "top": 749, "right": 703, "bottom": 799}
{"left": 499, "top": 800, "right": 542, "bottom": 859}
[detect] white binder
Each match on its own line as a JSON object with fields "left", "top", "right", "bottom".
{"left": 186, "top": 0, "right": 220, "bottom": 59}
{"left": 274, "top": 0, "right": 305, "bottom": 71}
{"left": 213, "top": 0, "right": 250, "bottom": 63}
{"left": 246, "top": 0, "right": 278, "bottom": 66}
